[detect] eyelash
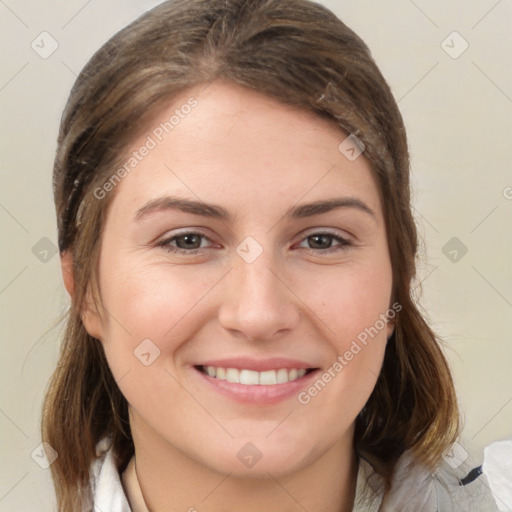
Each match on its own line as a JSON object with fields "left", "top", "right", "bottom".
{"left": 156, "top": 231, "right": 352, "bottom": 255}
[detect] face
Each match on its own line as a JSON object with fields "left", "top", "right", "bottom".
{"left": 80, "top": 80, "right": 394, "bottom": 477}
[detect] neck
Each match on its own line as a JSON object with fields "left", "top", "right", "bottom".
{"left": 130, "top": 412, "right": 358, "bottom": 512}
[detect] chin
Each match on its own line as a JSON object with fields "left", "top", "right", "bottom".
{"left": 197, "top": 435, "right": 320, "bottom": 479}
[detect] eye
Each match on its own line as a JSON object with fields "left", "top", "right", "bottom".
{"left": 157, "top": 232, "right": 214, "bottom": 255}
{"left": 156, "top": 230, "right": 352, "bottom": 256}
{"left": 296, "top": 232, "right": 352, "bottom": 253}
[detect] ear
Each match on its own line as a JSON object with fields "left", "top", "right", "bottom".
{"left": 60, "top": 250, "right": 75, "bottom": 298}
{"left": 60, "top": 250, "right": 105, "bottom": 340}
{"left": 386, "top": 319, "right": 395, "bottom": 341}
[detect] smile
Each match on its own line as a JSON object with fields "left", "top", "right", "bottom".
{"left": 197, "top": 365, "right": 312, "bottom": 385}
{"left": 193, "top": 362, "right": 320, "bottom": 404}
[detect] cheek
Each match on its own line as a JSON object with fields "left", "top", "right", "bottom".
{"left": 298, "top": 257, "right": 393, "bottom": 345}
{"left": 293, "top": 256, "right": 392, "bottom": 407}
{"left": 96, "top": 262, "right": 213, "bottom": 419}
{"left": 100, "top": 260, "right": 223, "bottom": 348}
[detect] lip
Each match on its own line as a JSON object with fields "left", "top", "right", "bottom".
{"left": 191, "top": 360, "right": 321, "bottom": 405}
{"left": 195, "top": 357, "right": 315, "bottom": 372}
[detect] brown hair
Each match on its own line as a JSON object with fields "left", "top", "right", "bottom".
{"left": 43, "top": 0, "right": 459, "bottom": 509}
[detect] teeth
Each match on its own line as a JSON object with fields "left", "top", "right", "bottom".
{"left": 201, "top": 366, "right": 309, "bottom": 385}
{"left": 259, "top": 370, "right": 277, "bottom": 385}
{"left": 240, "top": 369, "right": 259, "bottom": 385}
{"left": 225, "top": 368, "right": 240, "bottom": 383}
{"left": 276, "top": 368, "right": 288, "bottom": 384}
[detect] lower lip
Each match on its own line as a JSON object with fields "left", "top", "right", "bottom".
{"left": 193, "top": 367, "right": 320, "bottom": 405}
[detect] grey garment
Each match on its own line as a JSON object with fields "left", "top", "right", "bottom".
{"left": 86, "top": 437, "right": 499, "bottom": 512}
{"left": 354, "top": 445, "right": 500, "bottom": 512}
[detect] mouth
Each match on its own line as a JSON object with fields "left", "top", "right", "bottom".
{"left": 192, "top": 361, "right": 321, "bottom": 405}
{"left": 195, "top": 365, "right": 317, "bottom": 385}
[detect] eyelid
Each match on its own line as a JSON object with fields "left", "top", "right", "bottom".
{"left": 156, "top": 227, "right": 214, "bottom": 243}
{"left": 155, "top": 228, "right": 217, "bottom": 253}
{"left": 293, "top": 229, "right": 352, "bottom": 251}
{"left": 296, "top": 227, "right": 352, "bottom": 243}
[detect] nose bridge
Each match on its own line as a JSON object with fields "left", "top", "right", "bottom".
{"left": 237, "top": 249, "right": 282, "bottom": 305}
{"left": 218, "top": 239, "right": 300, "bottom": 341}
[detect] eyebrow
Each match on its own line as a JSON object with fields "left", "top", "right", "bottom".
{"left": 134, "top": 195, "right": 375, "bottom": 221}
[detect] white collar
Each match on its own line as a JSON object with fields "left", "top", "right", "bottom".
{"left": 88, "top": 437, "right": 499, "bottom": 512}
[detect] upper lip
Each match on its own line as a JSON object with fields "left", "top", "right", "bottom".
{"left": 195, "top": 357, "right": 317, "bottom": 372}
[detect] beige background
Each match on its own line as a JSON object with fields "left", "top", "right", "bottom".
{"left": 1, "top": 0, "right": 511, "bottom": 509}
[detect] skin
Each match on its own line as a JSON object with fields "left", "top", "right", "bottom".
{"left": 63, "top": 80, "right": 394, "bottom": 512}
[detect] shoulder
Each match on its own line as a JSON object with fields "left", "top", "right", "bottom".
{"left": 354, "top": 440, "right": 502, "bottom": 511}
{"left": 86, "top": 437, "right": 132, "bottom": 512}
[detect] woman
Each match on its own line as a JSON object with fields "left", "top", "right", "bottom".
{"left": 42, "top": 0, "right": 499, "bottom": 510}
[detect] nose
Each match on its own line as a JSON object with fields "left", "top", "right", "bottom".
{"left": 217, "top": 246, "right": 301, "bottom": 343}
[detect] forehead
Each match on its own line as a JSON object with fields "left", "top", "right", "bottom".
{"left": 106, "top": 80, "right": 382, "bottom": 219}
